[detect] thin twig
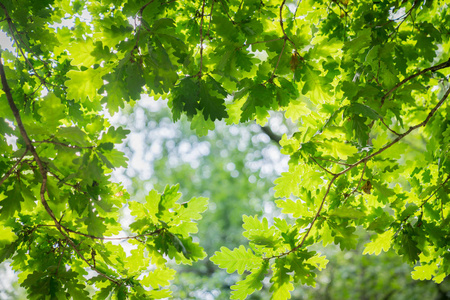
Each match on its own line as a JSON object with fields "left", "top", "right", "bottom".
{"left": 48, "top": 171, "right": 80, "bottom": 189}
{"left": 196, "top": 0, "right": 207, "bottom": 77}
{"left": 315, "top": 157, "right": 352, "bottom": 166}
{"left": 388, "top": 0, "right": 418, "bottom": 40}
{"left": 342, "top": 161, "right": 367, "bottom": 203}
{"left": 349, "top": 86, "right": 450, "bottom": 175}
{"left": 381, "top": 57, "right": 450, "bottom": 106}
{"left": 380, "top": 118, "right": 401, "bottom": 136}
{"left": 310, "top": 156, "right": 337, "bottom": 176}
{"left": 65, "top": 227, "right": 164, "bottom": 241}
{"left": 266, "top": 175, "right": 338, "bottom": 260}
{"left": 397, "top": 174, "right": 450, "bottom": 228}
{"left": 137, "top": 0, "right": 156, "bottom": 16}
{"left": 219, "top": 0, "right": 235, "bottom": 24}
{"left": 133, "top": 0, "right": 157, "bottom": 53}
{"left": 420, "top": 175, "right": 450, "bottom": 209}
{"left": 331, "top": 0, "right": 348, "bottom": 16}
{"left": 279, "top": 0, "right": 297, "bottom": 52}
{"left": 55, "top": 240, "right": 67, "bottom": 275}
{"left": 0, "top": 148, "right": 28, "bottom": 186}
{"left": 269, "top": 38, "right": 287, "bottom": 82}
{"left": 294, "top": 0, "right": 302, "bottom": 19}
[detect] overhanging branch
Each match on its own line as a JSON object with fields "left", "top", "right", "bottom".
{"left": 0, "top": 51, "right": 122, "bottom": 286}
{"left": 260, "top": 125, "right": 281, "bottom": 145}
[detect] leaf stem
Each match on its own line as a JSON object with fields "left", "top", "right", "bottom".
{"left": 310, "top": 156, "right": 337, "bottom": 176}
{"left": 342, "top": 161, "right": 367, "bottom": 203}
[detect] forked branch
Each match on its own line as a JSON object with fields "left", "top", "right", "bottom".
{"left": 267, "top": 84, "right": 450, "bottom": 260}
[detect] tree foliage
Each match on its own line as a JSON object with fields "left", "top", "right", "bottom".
{"left": 0, "top": 0, "right": 449, "bottom": 299}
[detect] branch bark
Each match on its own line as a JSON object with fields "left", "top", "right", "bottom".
{"left": 260, "top": 125, "right": 281, "bottom": 144}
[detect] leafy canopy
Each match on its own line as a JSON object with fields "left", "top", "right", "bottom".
{"left": 0, "top": 0, "right": 450, "bottom": 299}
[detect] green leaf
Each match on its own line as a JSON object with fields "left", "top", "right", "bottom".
{"left": 344, "top": 28, "right": 372, "bottom": 54}
{"left": 323, "top": 140, "right": 358, "bottom": 160}
{"left": 141, "top": 267, "right": 176, "bottom": 289}
{"left": 363, "top": 229, "right": 394, "bottom": 255}
{"left": 270, "top": 258, "right": 294, "bottom": 300}
{"left": 56, "top": 126, "right": 89, "bottom": 146}
{"left": 352, "top": 115, "right": 370, "bottom": 146}
{"left": 66, "top": 68, "right": 105, "bottom": 103}
{"left": 210, "top": 245, "right": 262, "bottom": 275}
{"left": 241, "top": 84, "right": 274, "bottom": 121}
{"left": 398, "top": 225, "right": 421, "bottom": 263}
{"left": 190, "top": 112, "right": 215, "bottom": 136}
{"left": 0, "top": 240, "right": 18, "bottom": 263}
{"left": 38, "top": 93, "right": 66, "bottom": 128}
{"left": 411, "top": 263, "right": 438, "bottom": 281}
{"left": 0, "top": 183, "right": 24, "bottom": 219}
{"left": 84, "top": 209, "right": 107, "bottom": 237}
{"left": 230, "top": 261, "right": 269, "bottom": 300}
{"left": 334, "top": 225, "right": 358, "bottom": 250}
{"left": 171, "top": 77, "right": 199, "bottom": 120}
{"left": 198, "top": 76, "right": 228, "bottom": 121}
{"left": 126, "top": 62, "right": 145, "bottom": 100}
{"left": 329, "top": 207, "right": 366, "bottom": 219}
{"left": 346, "top": 103, "right": 380, "bottom": 120}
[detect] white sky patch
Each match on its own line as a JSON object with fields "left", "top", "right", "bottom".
{"left": 0, "top": 30, "right": 16, "bottom": 54}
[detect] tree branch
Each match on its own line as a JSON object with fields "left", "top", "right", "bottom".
{"left": 279, "top": 0, "right": 297, "bottom": 52}
{"left": 219, "top": 0, "right": 235, "bottom": 24}
{"left": 269, "top": 38, "right": 287, "bottom": 82}
{"left": 381, "top": 57, "right": 450, "bottom": 105}
{"left": 0, "top": 2, "right": 49, "bottom": 88}
{"left": 260, "top": 125, "right": 281, "bottom": 144}
{"left": 310, "top": 156, "right": 337, "bottom": 176}
{"left": 196, "top": 0, "right": 207, "bottom": 78}
{"left": 267, "top": 84, "right": 450, "bottom": 260}
{"left": 266, "top": 175, "right": 338, "bottom": 260}
{"left": 0, "top": 51, "right": 122, "bottom": 286}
